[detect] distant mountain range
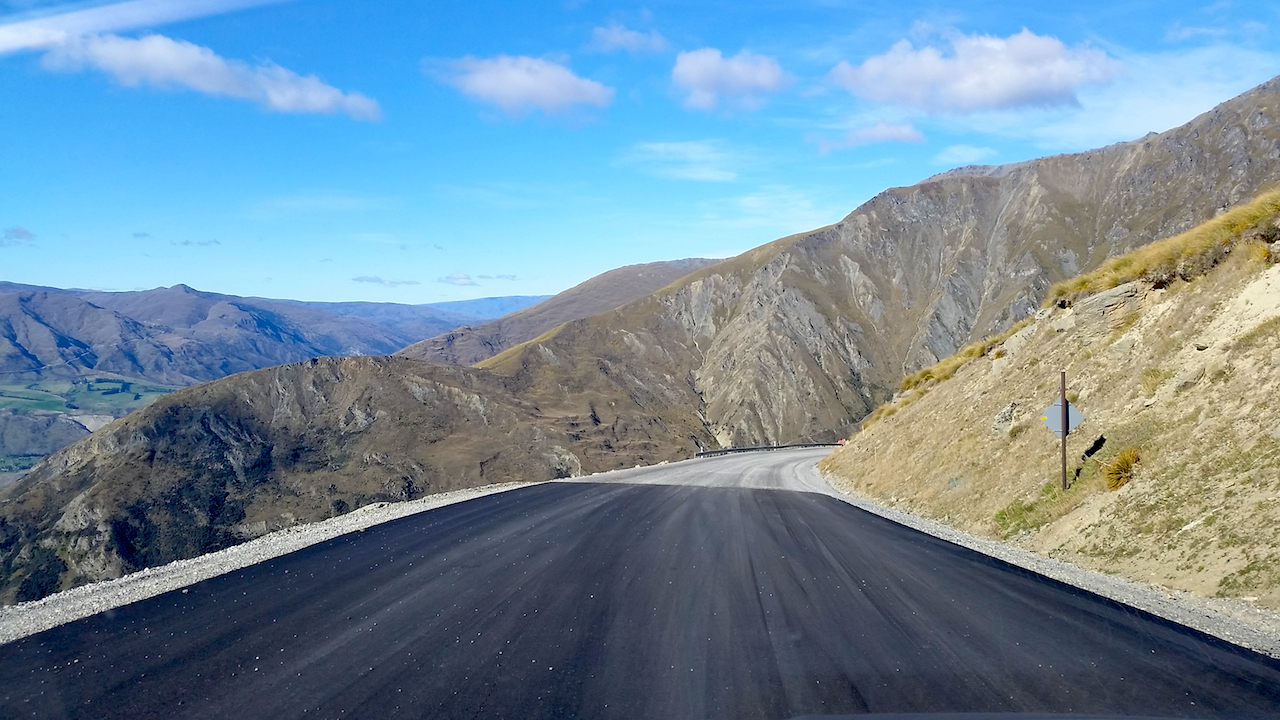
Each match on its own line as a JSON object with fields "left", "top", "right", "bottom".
{"left": 5, "top": 75, "right": 1280, "bottom": 604}
{"left": 0, "top": 282, "right": 548, "bottom": 386}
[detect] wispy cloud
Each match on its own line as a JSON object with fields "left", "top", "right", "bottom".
{"left": 0, "top": 0, "right": 286, "bottom": 54}
{"left": 131, "top": 230, "right": 150, "bottom": 238}
{"left": 433, "top": 55, "right": 613, "bottom": 116}
{"left": 41, "top": 33, "right": 381, "bottom": 120}
{"left": 438, "top": 272, "right": 478, "bottom": 286}
{"left": 2, "top": 225, "right": 35, "bottom": 246}
{"left": 623, "top": 140, "right": 737, "bottom": 182}
{"left": 172, "top": 238, "right": 220, "bottom": 246}
{"left": 352, "top": 275, "right": 420, "bottom": 287}
{"left": 814, "top": 122, "right": 924, "bottom": 154}
{"left": 672, "top": 48, "right": 789, "bottom": 111}
{"left": 1163, "top": 22, "right": 1228, "bottom": 42}
{"left": 932, "top": 144, "right": 997, "bottom": 165}
{"left": 829, "top": 28, "right": 1119, "bottom": 113}
{"left": 587, "top": 22, "right": 668, "bottom": 53}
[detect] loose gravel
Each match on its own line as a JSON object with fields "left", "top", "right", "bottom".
{"left": 4, "top": 450, "right": 1279, "bottom": 662}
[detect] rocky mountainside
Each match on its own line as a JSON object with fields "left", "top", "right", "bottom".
{"left": 478, "top": 75, "right": 1280, "bottom": 447}
{"left": 0, "top": 353, "right": 709, "bottom": 602}
{"left": 819, "top": 196, "right": 1280, "bottom": 612}
{"left": 0, "top": 284, "right": 543, "bottom": 468}
{"left": 398, "top": 259, "right": 718, "bottom": 365}
{"left": 4, "top": 75, "right": 1280, "bottom": 603}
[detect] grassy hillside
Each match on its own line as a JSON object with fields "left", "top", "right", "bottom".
{"left": 821, "top": 192, "right": 1280, "bottom": 610}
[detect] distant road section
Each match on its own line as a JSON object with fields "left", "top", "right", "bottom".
{"left": 2, "top": 450, "right": 1279, "bottom": 719}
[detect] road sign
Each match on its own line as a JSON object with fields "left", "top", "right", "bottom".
{"left": 1040, "top": 399, "right": 1083, "bottom": 439}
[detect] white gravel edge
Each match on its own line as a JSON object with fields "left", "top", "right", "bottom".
{"left": 818, "top": 474, "right": 1280, "bottom": 660}
{"left": 0, "top": 481, "right": 536, "bottom": 646}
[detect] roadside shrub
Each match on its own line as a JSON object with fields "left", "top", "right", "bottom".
{"left": 1104, "top": 447, "right": 1141, "bottom": 490}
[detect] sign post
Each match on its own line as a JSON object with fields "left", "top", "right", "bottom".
{"left": 1060, "top": 371, "right": 1068, "bottom": 491}
{"left": 1040, "top": 372, "right": 1084, "bottom": 490}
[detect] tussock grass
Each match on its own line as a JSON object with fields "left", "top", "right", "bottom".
{"left": 1139, "top": 368, "right": 1173, "bottom": 395}
{"left": 1104, "top": 447, "right": 1141, "bottom": 490}
{"left": 900, "top": 318, "right": 1034, "bottom": 393}
{"left": 1044, "top": 188, "right": 1280, "bottom": 308}
{"left": 860, "top": 319, "right": 1034, "bottom": 431}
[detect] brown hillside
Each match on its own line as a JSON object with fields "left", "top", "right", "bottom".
{"left": 820, "top": 196, "right": 1280, "bottom": 610}
{"left": 397, "top": 258, "right": 719, "bottom": 365}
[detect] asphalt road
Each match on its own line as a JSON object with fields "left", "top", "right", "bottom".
{"left": 3, "top": 449, "right": 1280, "bottom": 719}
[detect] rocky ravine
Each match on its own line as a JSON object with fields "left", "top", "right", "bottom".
{"left": 4, "top": 76, "right": 1280, "bottom": 603}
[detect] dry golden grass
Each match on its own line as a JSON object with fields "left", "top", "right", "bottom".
{"left": 1105, "top": 447, "right": 1141, "bottom": 490}
{"left": 900, "top": 318, "right": 1034, "bottom": 392}
{"left": 1044, "top": 188, "right": 1280, "bottom": 308}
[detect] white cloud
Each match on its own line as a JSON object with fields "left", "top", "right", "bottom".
{"left": 0, "top": 0, "right": 284, "bottom": 54}
{"left": 932, "top": 144, "right": 997, "bottom": 165}
{"left": 623, "top": 140, "right": 737, "bottom": 182}
{"left": 40, "top": 33, "right": 381, "bottom": 119}
{"left": 588, "top": 22, "right": 667, "bottom": 53}
{"left": 672, "top": 48, "right": 789, "bottom": 111}
{"left": 816, "top": 122, "right": 924, "bottom": 154}
{"left": 352, "top": 276, "right": 420, "bottom": 287}
{"left": 829, "top": 28, "right": 1120, "bottom": 113}
{"left": 955, "top": 44, "right": 1280, "bottom": 150}
{"left": 438, "top": 272, "right": 478, "bottom": 286}
{"left": 437, "top": 55, "right": 613, "bottom": 116}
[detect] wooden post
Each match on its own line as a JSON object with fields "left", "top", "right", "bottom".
{"left": 1060, "top": 371, "right": 1068, "bottom": 490}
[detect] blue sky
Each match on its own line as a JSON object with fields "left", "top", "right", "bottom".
{"left": 2, "top": 0, "right": 1278, "bottom": 303}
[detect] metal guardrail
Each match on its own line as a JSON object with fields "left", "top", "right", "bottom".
{"left": 694, "top": 442, "right": 841, "bottom": 458}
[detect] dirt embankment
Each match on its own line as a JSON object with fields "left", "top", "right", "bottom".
{"left": 822, "top": 216, "right": 1280, "bottom": 613}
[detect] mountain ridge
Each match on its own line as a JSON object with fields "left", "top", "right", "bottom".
{"left": 397, "top": 258, "right": 720, "bottom": 366}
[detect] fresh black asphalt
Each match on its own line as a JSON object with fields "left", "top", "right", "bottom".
{"left": 3, "top": 461, "right": 1280, "bottom": 718}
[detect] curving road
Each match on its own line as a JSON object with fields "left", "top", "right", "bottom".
{"left": 2, "top": 449, "right": 1280, "bottom": 719}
